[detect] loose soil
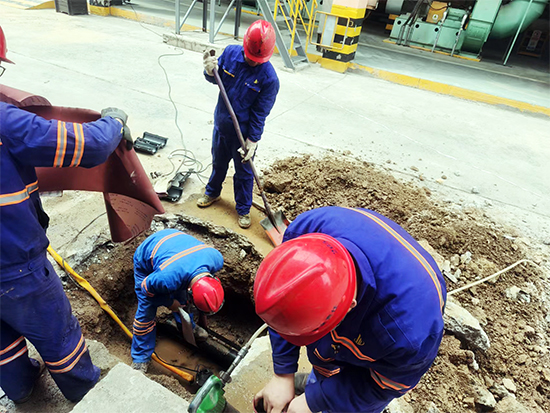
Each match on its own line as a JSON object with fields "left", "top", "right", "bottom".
{"left": 65, "top": 154, "right": 549, "bottom": 412}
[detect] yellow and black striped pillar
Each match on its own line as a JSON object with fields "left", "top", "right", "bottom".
{"left": 321, "top": 0, "right": 367, "bottom": 70}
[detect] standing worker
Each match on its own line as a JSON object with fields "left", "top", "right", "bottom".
{"left": 198, "top": 20, "right": 280, "bottom": 229}
{"left": 253, "top": 206, "right": 447, "bottom": 413}
{"left": 131, "top": 229, "right": 225, "bottom": 373}
{"left": 0, "top": 26, "right": 132, "bottom": 404}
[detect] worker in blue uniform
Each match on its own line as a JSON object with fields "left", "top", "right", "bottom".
{"left": 253, "top": 206, "right": 447, "bottom": 413}
{"left": 197, "top": 20, "right": 280, "bottom": 229}
{"left": 0, "top": 25, "right": 132, "bottom": 404}
{"left": 131, "top": 229, "right": 225, "bottom": 373}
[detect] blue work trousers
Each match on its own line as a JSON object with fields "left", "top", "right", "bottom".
{"left": 131, "top": 269, "right": 191, "bottom": 363}
{"left": 205, "top": 128, "right": 254, "bottom": 216}
{"left": 0, "top": 257, "right": 100, "bottom": 402}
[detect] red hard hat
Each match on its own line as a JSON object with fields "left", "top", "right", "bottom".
{"left": 254, "top": 233, "right": 356, "bottom": 346}
{"left": 0, "top": 26, "right": 14, "bottom": 64}
{"left": 243, "top": 20, "right": 275, "bottom": 64}
{"left": 191, "top": 274, "right": 225, "bottom": 315}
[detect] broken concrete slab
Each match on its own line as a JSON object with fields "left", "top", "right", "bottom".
{"left": 444, "top": 300, "right": 490, "bottom": 351}
{"left": 70, "top": 363, "right": 188, "bottom": 413}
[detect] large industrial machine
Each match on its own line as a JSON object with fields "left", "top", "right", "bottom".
{"left": 386, "top": 0, "right": 549, "bottom": 60}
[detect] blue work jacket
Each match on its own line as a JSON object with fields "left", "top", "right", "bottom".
{"left": 269, "top": 206, "right": 447, "bottom": 413}
{"left": 133, "top": 229, "right": 224, "bottom": 307}
{"left": 0, "top": 102, "right": 123, "bottom": 280}
{"left": 205, "top": 45, "right": 279, "bottom": 142}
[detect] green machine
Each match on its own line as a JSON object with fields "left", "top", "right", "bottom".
{"left": 388, "top": 0, "right": 549, "bottom": 59}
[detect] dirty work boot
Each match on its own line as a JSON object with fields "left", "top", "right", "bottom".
{"left": 238, "top": 214, "right": 251, "bottom": 229}
{"left": 13, "top": 358, "right": 44, "bottom": 404}
{"left": 196, "top": 194, "right": 220, "bottom": 208}
{"left": 193, "top": 325, "right": 209, "bottom": 342}
{"left": 131, "top": 361, "right": 150, "bottom": 374}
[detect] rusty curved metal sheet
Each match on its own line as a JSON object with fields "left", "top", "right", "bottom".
{"left": 0, "top": 84, "right": 165, "bottom": 242}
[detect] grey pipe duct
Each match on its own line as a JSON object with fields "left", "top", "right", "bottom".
{"left": 490, "top": 0, "right": 549, "bottom": 38}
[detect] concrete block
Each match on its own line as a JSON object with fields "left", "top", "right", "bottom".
{"left": 70, "top": 363, "right": 189, "bottom": 413}
{"left": 87, "top": 340, "right": 121, "bottom": 373}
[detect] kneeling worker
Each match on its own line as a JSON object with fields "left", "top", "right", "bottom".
{"left": 131, "top": 229, "right": 225, "bottom": 373}
{"left": 254, "top": 206, "right": 447, "bottom": 413}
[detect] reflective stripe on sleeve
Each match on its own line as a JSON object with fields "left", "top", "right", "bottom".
{"left": 0, "top": 181, "right": 39, "bottom": 207}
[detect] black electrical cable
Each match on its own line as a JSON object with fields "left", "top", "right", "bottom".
{"left": 397, "top": 0, "right": 425, "bottom": 45}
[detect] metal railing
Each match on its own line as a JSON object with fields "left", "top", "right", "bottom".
{"left": 175, "top": 0, "right": 244, "bottom": 42}
{"left": 273, "top": 0, "right": 318, "bottom": 55}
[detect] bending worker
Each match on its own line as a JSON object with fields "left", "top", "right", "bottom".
{"left": 197, "top": 20, "right": 280, "bottom": 229}
{"left": 0, "top": 26, "right": 132, "bottom": 404}
{"left": 131, "top": 229, "right": 225, "bottom": 373}
{"left": 254, "top": 206, "right": 447, "bottom": 413}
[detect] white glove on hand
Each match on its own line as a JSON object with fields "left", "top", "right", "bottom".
{"left": 238, "top": 138, "right": 258, "bottom": 162}
{"left": 203, "top": 51, "right": 218, "bottom": 76}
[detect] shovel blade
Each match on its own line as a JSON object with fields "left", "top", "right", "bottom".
{"left": 260, "top": 210, "right": 289, "bottom": 247}
{"left": 178, "top": 308, "right": 197, "bottom": 347}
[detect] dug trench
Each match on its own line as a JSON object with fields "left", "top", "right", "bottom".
{"left": 64, "top": 154, "right": 549, "bottom": 413}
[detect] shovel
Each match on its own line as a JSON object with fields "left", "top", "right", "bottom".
{"left": 209, "top": 51, "right": 288, "bottom": 246}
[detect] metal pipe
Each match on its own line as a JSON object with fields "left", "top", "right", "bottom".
{"left": 491, "top": 0, "right": 547, "bottom": 39}
{"left": 503, "top": 0, "right": 534, "bottom": 65}
{"left": 234, "top": 0, "right": 242, "bottom": 39}
{"left": 451, "top": 13, "right": 469, "bottom": 57}
{"left": 202, "top": 0, "right": 208, "bottom": 32}
{"left": 214, "top": 0, "right": 236, "bottom": 38}
{"left": 179, "top": 0, "right": 200, "bottom": 34}
{"left": 431, "top": 10, "right": 448, "bottom": 52}
{"left": 176, "top": 0, "right": 180, "bottom": 35}
{"left": 209, "top": 0, "right": 216, "bottom": 43}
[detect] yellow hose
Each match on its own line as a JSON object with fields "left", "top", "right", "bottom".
{"left": 47, "top": 245, "right": 194, "bottom": 382}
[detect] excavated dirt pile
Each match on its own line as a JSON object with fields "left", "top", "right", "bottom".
{"left": 261, "top": 155, "right": 550, "bottom": 413}
{"left": 65, "top": 154, "right": 550, "bottom": 412}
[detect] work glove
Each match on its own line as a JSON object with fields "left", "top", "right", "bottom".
{"left": 238, "top": 138, "right": 258, "bottom": 163}
{"left": 203, "top": 50, "right": 218, "bottom": 76}
{"left": 101, "top": 107, "right": 133, "bottom": 150}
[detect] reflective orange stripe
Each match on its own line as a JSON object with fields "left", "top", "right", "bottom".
{"left": 331, "top": 330, "right": 376, "bottom": 362}
{"left": 0, "top": 336, "right": 25, "bottom": 356}
{"left": 133, "top": 322, "right": 156, "bottom": 336}
{"left": 0, "top": 347, "right": 28, "bottom": 366}
{"left": 370, "top": 369, "right": 410, "bottom": 392}
{"left": 141, "top": 277, "right": 154, "bottom": 297}
{"left": 159, "top": 245, "right": 211, "bottom": 271}
{"left": 133, "top": 319, "right": 155, "bottom": 327}
{"left": 49, "top": 344, "right": 88, "bottom": 374}
{"left": 313, "top": 365, "right": 341, "bottom": 377}
{"left": 347, "top": 208, "right": 444, "bottom": 312}
{"left": 54, "top": 121, "right": 68, "bottom": 167}
{"left": 45, "top": 335, "right": 84, "bottom": 367}
{"left": 0, "top": 181, "right": 39, "bottom": 207}
{"left": 150, "top": 232, "right": 185, "bottom": 265}
{"left": 314, "top": 348, "right": 334, "bottom": 362}
{"left": 69, "top": 123, "right": 85, "bottom": 167}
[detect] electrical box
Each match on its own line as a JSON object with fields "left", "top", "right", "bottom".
{"left": 426, "top": 1, "right": 447, "bottom": 24}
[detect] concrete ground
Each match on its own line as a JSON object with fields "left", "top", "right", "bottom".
{"left": 0, "top": 2, "right": 550, "bottom": 411}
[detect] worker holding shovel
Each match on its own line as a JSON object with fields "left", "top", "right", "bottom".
{"left": 197, "top": 20, "right": 280, "bottom": 230}
{"left": 253, "top": 206, "right": 447, "bottom": 413}
{"left": 131, "top": 229, "right": 225, "bottom": 373}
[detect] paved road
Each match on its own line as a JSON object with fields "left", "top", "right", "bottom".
{"left": 1, "top": 6, "right": 549, "bottom": 252}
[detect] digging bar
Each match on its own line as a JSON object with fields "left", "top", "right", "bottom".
{"left": 210, "top": 51, "right": 288, "bottom": 246}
